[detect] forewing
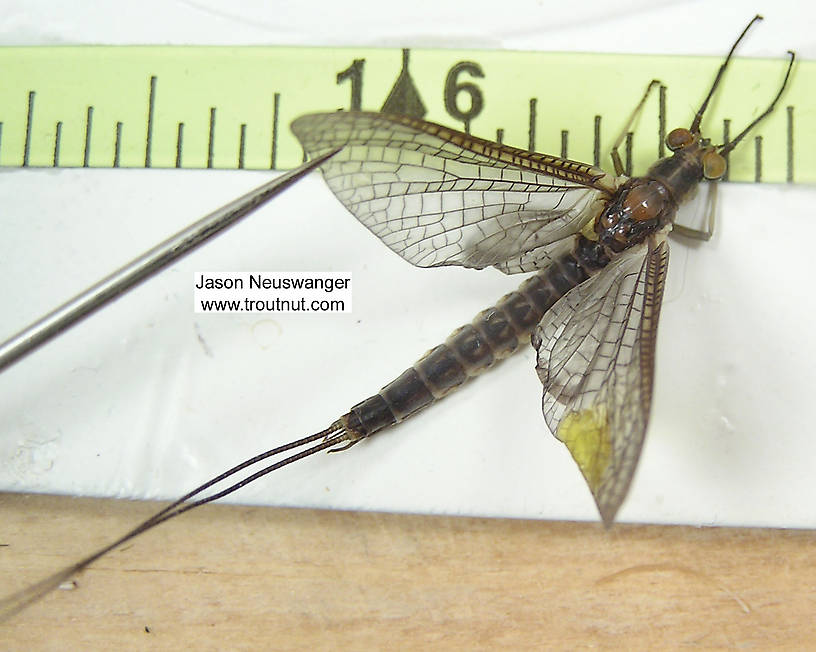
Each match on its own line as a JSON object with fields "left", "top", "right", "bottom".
{"left": 291, "top": 111, "right": 615, "bottom": 274}
{"left": 531, "top": 234, "right": 670, "bottom": 524}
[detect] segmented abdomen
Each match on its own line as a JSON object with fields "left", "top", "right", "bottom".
{"left": 342, "top": 239, "right": 604, "bottom": 440}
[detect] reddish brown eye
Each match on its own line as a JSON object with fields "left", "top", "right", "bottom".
{"left": 666, "top": 128, "right": 694, "bottom": 151}
{"left": 702, "top": 151, "right": 727, "bottom": 179}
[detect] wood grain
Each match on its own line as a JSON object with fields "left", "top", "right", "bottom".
{"left": 1, "top": 493, "right": 814, "bottom": 649}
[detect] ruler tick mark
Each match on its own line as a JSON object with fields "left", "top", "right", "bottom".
{"left": 625, "top": 132, "right": 633, "bottom": 176}
{"left": 83, "top": 106, "right": 94, "bottom": 167}
{"left": 23, "top": 91, "right": 35, "bottom": 167}
{"left": 53, "top": 121, "right": 62, "bottom": 167}
{"left": 176, "top": 123, "right": 184, "bottom": 168}
{"left": 528, "top": 98, "right": 537, "bottom": 151}
{"left": 593, "top": 115, "right": 601, "bottom": 167}
{"left": 207, "top": 108, "right": 216, "bottom": 169}
{"left": 270, "top": 92, "right": 280, "bottom": 170}
{"left": 145, "top": 76, "right": 156, "bottom": 168}
{"left": 238, "top": 123, "right": 246, "bottom": 169}
{"left": 658, "top": 85, "right": 667, "bottom": 159}
{"left": 113, "top": 121, "right": 123, "bottom": 168}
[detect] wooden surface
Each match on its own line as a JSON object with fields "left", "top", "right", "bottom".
{"left": 1, "top": 493, "right": 815, "bottom": 649}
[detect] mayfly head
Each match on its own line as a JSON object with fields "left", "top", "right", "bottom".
{"left": 665, "top": 14, "right": 795, "bottom": 183}
{"left": 645, "top": 15, "right": 794, "bottom": 205}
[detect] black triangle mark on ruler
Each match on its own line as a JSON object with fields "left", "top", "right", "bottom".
{"left": 381, "top": 50, "right": 427, "bottom": 118}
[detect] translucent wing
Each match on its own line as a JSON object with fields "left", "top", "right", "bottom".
{"left": 531, "top": 233, "right": 670, "bottom": 524}
{"left": 291, "top": 111, "right": 616, "bottom": 274}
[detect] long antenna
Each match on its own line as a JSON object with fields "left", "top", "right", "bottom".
{"left": 719, "top": 50, "right": 796, "bottom": 155}
{"left": 689, "top": 14, "right": 764, "bottom": 134}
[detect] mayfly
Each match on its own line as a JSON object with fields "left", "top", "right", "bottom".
{"left": 0, "top": 15, "right": 795, "bottom": 618}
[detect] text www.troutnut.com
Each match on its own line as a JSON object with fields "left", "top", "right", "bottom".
{"left": 194, "top": 272, "right": 352, "bottom": 313}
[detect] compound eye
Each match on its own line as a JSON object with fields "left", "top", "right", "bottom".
{"left": 702, "top": 151, "right": 727, "bottom": 179}
{"left": 666, "top": 128, "right": 694, "bottom": 151}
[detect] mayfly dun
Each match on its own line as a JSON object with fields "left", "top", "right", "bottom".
{"left": 0, "top": 15, "right": 796, "bottom": 618}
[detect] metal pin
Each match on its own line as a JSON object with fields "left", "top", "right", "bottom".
{"left": 0, "top": 148, "right": 339, "bottom": 373}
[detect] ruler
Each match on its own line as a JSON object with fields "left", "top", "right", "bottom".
{"left": 0, "top": 45, "right": 811, "bottom": 183}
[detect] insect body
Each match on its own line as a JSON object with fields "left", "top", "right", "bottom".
{"left": 289, "top": 114, "right": 680, "bottom": 524}
{"left": 288, "top": 16, "right": 792, "bottom": 523}
{"left": 0, "top": 15, "right": 795, "bottom": 619}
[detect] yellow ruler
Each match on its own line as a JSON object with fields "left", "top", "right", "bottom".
{"left": 0, "top": 46, "right": 810, "bottom": 183}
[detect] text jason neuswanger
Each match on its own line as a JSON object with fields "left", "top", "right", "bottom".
{"left": 194, "top": 272, "right": 352, "bottom": 314}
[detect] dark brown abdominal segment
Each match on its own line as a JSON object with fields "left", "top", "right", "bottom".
{"left": 342, "top": 247, "right": 596, "bottom": 439}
